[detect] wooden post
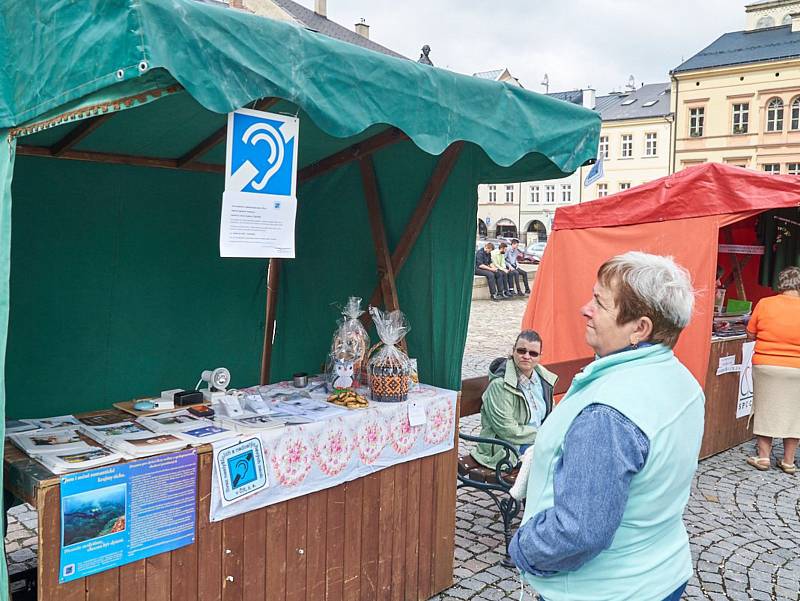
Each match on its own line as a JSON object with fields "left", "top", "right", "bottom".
{"left": 261, "top": 259, "right": 281, "bottom": 384}
{"left": 359, "top": 157, "right": 400, "bottom": 312}
{"left": 361, "top": 142, "right": 464, "bottom": 328}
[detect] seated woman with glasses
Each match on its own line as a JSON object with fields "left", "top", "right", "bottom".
{"left": 470, "top": 330, "right": 558, "bottom": 469}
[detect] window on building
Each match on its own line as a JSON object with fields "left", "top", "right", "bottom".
{"left": 791, "top": 97, "right": 800, "bottom": 130}
{"left": 732, "top": 103, "right": 749, "bottom": 134}
{"left": 756, "top": 15, "right": 775, "bottom": 28}
{"left": 505, "top": 185, "right": 514, "bottom": 203}
{"left": 645, "top": 133, "right": 657, "bottom": 157}
{"left": 561, "top": 184, "right": 572, "bottom": 203}
{"left": 545, "top": 185, "right": 555, "bottom": 203}
{"left": 598, "top": 136, "right": 609, "bottom": 160}
{"left": 766, "top": 97, "right": 784, "bottom": 132}
{"left": 763, "top": 163, "right": 780, "bottom": 175}
{"left": 787, "top": 163, "right": 800, "bottom": 175}
{"left": 621, "top": 134, "right": 633, "bottom": 158}
{"left": 689, "top": 107, "right": 705, "bottom": 137}
{"left": 530, "top": 185, "right": 540, "bottom": 203}
{"left": 597, "top": 183, "right": 608, "bottom": 198}
{"left": 488, "top": 185, "right": 496, "bottom": 203}
{"left": 619, "top": 182, "right": 631, "bottom": 191}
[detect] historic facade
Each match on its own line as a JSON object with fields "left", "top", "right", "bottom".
{"left": 671, "top": 0, "right": 800, "bottom": 174}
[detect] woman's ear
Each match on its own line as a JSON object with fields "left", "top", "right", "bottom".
{"left": 630, "top": 316, "right": 654, "bottom": 345}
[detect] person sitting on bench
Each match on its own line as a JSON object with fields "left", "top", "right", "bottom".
{"left": 475, "top": 242, "right": 511, "bottom": 301}
{"left": 470, "top": 330, "right": 557, "bottom": 469}
{"left": 505, "top": 239, "right": 531, "bottom": 296}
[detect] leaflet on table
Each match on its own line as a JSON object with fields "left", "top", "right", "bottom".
{"left": 59, "top": 450, "right": 197, "bottom": 583}
{"left": 273, "top": 397, "right": 348, "bottom": 421}
{"left": 82, "top": 423, "right": 188, "bottom": 458}
{"left": 215, "top": 413, "right": 288, "bottom": 433}
{"left": 25, "top": 415, "right": 82, "bottom": 430}
{"left": 38, "top": 447, "right": 123, "bottom": 474}
{"left": 9, "top": 427, "right": 94, "bottom": 456}
{"left": 5, "top": 420, "right": 39, "bottom": 435}
{"left": 135, "top": 410, "right": 212, "bottom": 433}
{"left": 176, "top": 425, "right": 237, "bottom": 445}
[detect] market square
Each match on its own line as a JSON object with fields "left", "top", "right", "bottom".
{"left": 1, "top": 1, "right": 800, "bottom": 600}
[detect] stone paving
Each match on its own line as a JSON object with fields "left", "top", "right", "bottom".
{"left": 3, "top": 296, "right": 800, "bottom": 600}
{"left": 432, "top": 297, "right": 800, "bottom": 601}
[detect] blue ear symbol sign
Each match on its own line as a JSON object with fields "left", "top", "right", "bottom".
{"left": 231, "top": 452, "right": 253, "bottom": 488}
{"left": 241, "top": 122, "right": 285, "bottom": 190}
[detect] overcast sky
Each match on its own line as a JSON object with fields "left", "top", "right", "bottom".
{"left": 303, "top": 0, "right": 747, "bottom": 95}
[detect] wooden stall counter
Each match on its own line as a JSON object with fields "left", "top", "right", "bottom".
{"left": 700, "top": 336, "right": 753, "bottom": 458}
{"left": 4, "top": 409, "right": 458, "bottom": 601}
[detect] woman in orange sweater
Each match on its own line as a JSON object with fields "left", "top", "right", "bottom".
{"left": 746, "top": 266, "right": 800, "bottom": 474}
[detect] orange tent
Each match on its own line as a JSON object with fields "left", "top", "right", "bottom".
{"left": 522, "top": 163, "right": 800, "bottom": 384}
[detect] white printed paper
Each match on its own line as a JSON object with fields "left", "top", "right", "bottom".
{"left": 220, "top": 109, "right": 299, "bottom": 258}
{"left": 716, "top": 355, "right": 741, "bottom": 376}
{"left": 408, "top": 400, "right": 427, "bottom": 427}
{"left": 736, "top": 342, "right": 756, "bottom": 419}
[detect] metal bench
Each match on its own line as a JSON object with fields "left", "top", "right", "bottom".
{"left": 457, "top": 357, "right": 590, "bottom": 565}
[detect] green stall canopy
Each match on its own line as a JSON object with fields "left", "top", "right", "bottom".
{"left": 0, "top": 0, "right": 598, "bottom": 594}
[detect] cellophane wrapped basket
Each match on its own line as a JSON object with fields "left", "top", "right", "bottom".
{"left": 327, "top": 297, "right": 370, "bottom": 390}
{"left": 367, "top": 307, "right": 411, "bottom": 403}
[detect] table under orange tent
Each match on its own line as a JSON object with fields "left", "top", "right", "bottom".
{"left": 521, "top": 163, "right": 799, "bottom": 456}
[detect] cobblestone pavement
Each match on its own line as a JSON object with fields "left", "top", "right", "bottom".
{"left": 4, "top": 297, "right": 800, "bottom": 601}
{"left": 432, "top": 298, "right": 800, "bottom": 601}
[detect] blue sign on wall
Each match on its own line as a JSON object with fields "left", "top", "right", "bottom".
{"left": 59, "top": 450, "right": 197, "bottom": 583}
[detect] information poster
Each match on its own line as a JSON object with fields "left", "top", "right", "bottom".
{"left": 736, "top": 341, "right": 756, "bottom": 419}
{"left": 59, "top": 450, "right": 197, "bottom": 583}
{"left": 220, "top": 108, "right": 299, "bottom": 258}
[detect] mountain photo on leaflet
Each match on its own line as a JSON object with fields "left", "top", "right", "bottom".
{"left": 62, "top": 484, "right": 127, "bottom": 547}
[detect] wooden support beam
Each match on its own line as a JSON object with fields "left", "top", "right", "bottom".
{"left": 177, "top": 97, "right": 280, "bottom": 167}
{"left": 260, "top": 258, "right": 281, "bottom": 385}
{"left": 16, "top": 145, "right": 223, "bottom": 174}
{"left": 362, "top": 142, "right": 464, "bottom": 323}
{"left": 51, "top": 113, "right": 113, "bottom": 156}
{"left": 298, "top": 127, "right": 409, "bottom": 184}
{"left": 359, "top": 156, "right": 400, "bottom": 313}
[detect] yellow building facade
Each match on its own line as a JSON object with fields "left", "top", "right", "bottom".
{"left": 671, "top": 1, "right": 800, "bottom": 174}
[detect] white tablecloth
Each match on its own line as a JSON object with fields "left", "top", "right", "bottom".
{"left": 209, "top": 382, "right": 457, "bottom": 522}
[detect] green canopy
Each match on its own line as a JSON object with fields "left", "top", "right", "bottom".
{"left": 0, "top": 0, "right": 598, "bottom": 595}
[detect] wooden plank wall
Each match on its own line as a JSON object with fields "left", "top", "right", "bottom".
{"left": 701, "top": 338, "right": 753, "bottom": 458}
{"left": 37, "top": 448, "right": 457, "bottom": 601}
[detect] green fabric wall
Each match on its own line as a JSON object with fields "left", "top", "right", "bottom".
{"left": 6, "top": 156, "right": 266, "bottom": 418}
{"left": 270, "top": 141, "right": 480, "bottom": 391}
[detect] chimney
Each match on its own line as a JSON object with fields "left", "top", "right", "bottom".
{"left": 792, "top": 13, "right": 800, "bottom": 32}
{"left": 314, "top": 0, "right": 326, "bottom": 18}
{"left": 355, "top": 18, "right": 369, "bottom": 39}
{"left": 582, "top": 88, "right": 596, "bottom": 110}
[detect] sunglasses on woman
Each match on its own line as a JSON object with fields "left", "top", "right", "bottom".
{"left": 515, "top": 348, "right": 540, "bottom": 358}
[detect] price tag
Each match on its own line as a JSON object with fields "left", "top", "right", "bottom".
{"left": 408, "top": 400, "right": 427, "bottom": 427}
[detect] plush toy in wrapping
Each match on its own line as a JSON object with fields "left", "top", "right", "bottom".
{"left": 367, "top": 307, "right": 411, "bottom": 402}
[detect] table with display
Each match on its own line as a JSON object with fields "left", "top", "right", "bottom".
{"left": 3, "top": 382, "right": 459, "bottom": 601}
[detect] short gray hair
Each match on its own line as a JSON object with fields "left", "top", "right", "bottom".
{"left": 598, "top": 251, "right": 695, "bottom": 347}
{"left": 777, "top": 266, "right": 800, "bottom": 292}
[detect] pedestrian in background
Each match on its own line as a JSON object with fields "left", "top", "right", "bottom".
{"left": 745, "top": 265, "right": 800, "bottom": 474}
{"left": 491, "top": 243, "right": 516, "bottom": 296}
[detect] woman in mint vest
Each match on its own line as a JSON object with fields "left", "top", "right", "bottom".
{"left": 509, "top": 252, "right": 704, "bottom": 601}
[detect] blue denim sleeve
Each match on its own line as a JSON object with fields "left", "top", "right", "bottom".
{"left": 508, "top": 404, "right": 650, "bottom": 577}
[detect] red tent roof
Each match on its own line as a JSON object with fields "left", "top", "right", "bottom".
{"left": 555, "top": 162, "right": 800, "bottom": 231}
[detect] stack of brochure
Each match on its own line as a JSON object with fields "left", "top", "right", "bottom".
{"left": 136, "top": 410, "right": 237, "bottom": 444}
{"left": 5, "top": 414, "right": 83, "bottom": 437}
{"left": 215, "top": 412, "right": 288, "bottom": 434}
{"left": 81, "top": 421, "right": 188, "bottom": 458}
{"left": 9, "top": 426, "right": 94, "bottom": 457}
{"left": 8, "top": 426, "right": 125, "bottom": 473}
{"left": 37, "top": 447, "right": 123, "bottom": 474}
